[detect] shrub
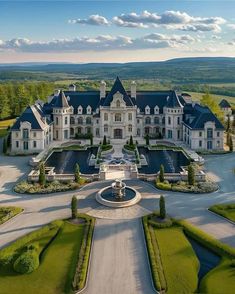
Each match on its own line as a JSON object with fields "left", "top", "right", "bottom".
{"left": 159, "top": 165, "right": 165, "bottom": 183}
{"left": 159, "top": 195, "right": 166, "bottom": 219}
{"left": 39, "top": 162, "right": 46, "bottom": 187}
{"left": 102, "top": 135, "right": 107, "bottom": 146}
{"left": 188, "top": 164, "right": 195, "bottom": 186}
{"left": 156, "top": 181, "right": 171, "bottom": 191}
{"left": 74, "top": 163, "right": 80, "bottom": 183}
{"left": 13, "top": 249, "right": 39, "bottom": 274}
{"left": 71, "top": 196, "right": 78, "bottom": 219}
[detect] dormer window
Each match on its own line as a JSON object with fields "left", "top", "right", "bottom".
{"left": 86, "top": 105, "right": 92, "bottom": 114}
{"left": 116, "top": 100, "right": 120, "bottom": 108}
{"left": 145, "top": 105, "right": 150, "bottom": 114}
{"left": 137, "top": 108, "right": 140, "bottom": 114}
{"left": 154, "top": 106, "right": 159, "bottom": 114}
{"left": 78, "top": 105, "right": 83, "bottom": 114}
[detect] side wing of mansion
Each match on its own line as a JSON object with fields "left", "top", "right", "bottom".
{"left": 11, "top": 77, "right": 224, "bottom": 153}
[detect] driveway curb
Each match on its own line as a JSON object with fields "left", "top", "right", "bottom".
{"left": 207, "top": 208, "right": 235, "bottom": 225}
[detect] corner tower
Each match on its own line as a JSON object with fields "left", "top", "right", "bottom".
{"left": 164, "top": 91, "right": 183, "bottom": 141}
{"left": 52, "top": 90, "right": 71, "bottom": 141}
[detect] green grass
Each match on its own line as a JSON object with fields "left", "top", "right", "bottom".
{"left": 0, "top": 216, "right": 94, "bottom": 294}
{"left": 0, "top": 206, "right": 23, "bottom": 225}
{"left": 209, "top": 203, "right": 235, "bottom": 222}
{"left": 153, "top": 225, "right": 199, "bottom": 294}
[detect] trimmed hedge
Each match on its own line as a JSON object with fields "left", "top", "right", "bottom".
{"left": 142, "top": 216, "right": 167, "bottom": 291}
{"left": 72, "top": 214, "right": 95, "bottom": 291}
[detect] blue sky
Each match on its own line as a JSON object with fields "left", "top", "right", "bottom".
{"left": 1, "top": 1, "right": 235, "bottom": 63}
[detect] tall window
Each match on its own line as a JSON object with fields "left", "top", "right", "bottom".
{"left": 33, "top": 141, "right": 37, "bottom": 148}
{"left": 104, "top": 113, "right": 108, "bottom": 121}
{"left": 168, "top": 130, "right": 172, "bottom": 139}
{"left": 168, "top": 117, "right": 171, "bottom": 125}
{"left": 145, "top": 117, "right": 151, "bottom": 124}
{"left": 154, "top": 117, "right": 159, "bottom": 124}
{"left": 23, "top": 129, "right": 29, "bottom": 139}
{"left": 65, "top": 117, "right": 68, "bottom": 125}
{"left": 104, "top": 124, "right": 108, "bottom": 132}
{"left": 128, "top": 124, "right": 132, "bottom": 132}
{"left": 115, "top": 113, "right": 121, "bottom": 122}
{"left": 78, "top": 117, "right": 83, "bottom": 124}
{"left": 86, "top": 117, "right": 91, "bottom": 124}
{"left": 128, "top": 113, "right": 132, "bottom": 121}
{"left": 177, "top": 117, "right": 180, "bottom": 125}
{"left": 207, "top": 128, "right": 213, "bottom": 139}
{"left": 70, "top": 117, "right": 75, "bottom": 124}
{"left": 56, "top": 117, "right": 59, "bottom": 125}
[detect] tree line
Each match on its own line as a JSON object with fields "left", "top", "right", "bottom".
{"left": 0, "top": 82, "right": 54, "bottom": 120}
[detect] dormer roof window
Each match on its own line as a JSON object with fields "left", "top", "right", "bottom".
{"left": 87, "top": 105, "right": 92, "bottom": 114}
{"left": 78, "top": 105, "right": 83, "bottom": 114}
{"left": 145, "top": 105, "right": 150, "bottom": 115}
{"left": 154, "top": 105, "right": 159, "bottom": 114}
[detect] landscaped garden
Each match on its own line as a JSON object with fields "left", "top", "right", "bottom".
{"left": 155, "top": 163, "right": 218, "bottom": 193}
{"left": 0, "top": 206, "right": 23, "bottom": 225}
{"left": 209, "top": 203, "right": 235, "bottom": 222}
{"left": 143, "top": 203, "right": 235, "bottom": 294}
{"left": 0, "top": 211, "right": 94, "bottom": 294}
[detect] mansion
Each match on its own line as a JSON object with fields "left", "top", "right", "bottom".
{"left": 11, "top": 77, "right": 225, "bottom": 153}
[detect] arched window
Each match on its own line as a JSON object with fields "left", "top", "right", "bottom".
{"left": 144, "top": 127, "right": 150, "bottom": 134}
{"left": 78, "top": 117, "right": 83, "bottom": 124}
{"left": 77, "top": 127, "right": 82, "bottom": 134}
{"left": 116, "top": 100, "right": 120, "bottom": 108}
{"left": 70, "top": 128, "right": 74, "bottom": 136}
{"left": 145, "top": 117, "right": 151, "bottom": 124}
{"left": 115, "top": 113, "right": 121, "bottom": 122}
{"left": 86, "top": 117, "right": 91, "bottom": 124}
{"left": 128, "top": 124, "right": 132, "bottom": 132}
{"left": 154, "top": 117, "right": 159, "bottom": 124}
{"left": 86, "top": 127, "right": 91, "bottom": 134}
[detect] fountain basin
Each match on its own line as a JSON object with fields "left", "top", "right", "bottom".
{"left": 96, "top": 185, "right": 141, "bottom": 208}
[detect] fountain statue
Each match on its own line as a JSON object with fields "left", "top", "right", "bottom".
{"left": 111, "top": 179, "right": 126, "bottom": 199}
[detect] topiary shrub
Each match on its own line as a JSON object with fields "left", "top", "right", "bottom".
{"left": 13, "top": 250, "right": 39, "bottom": 274}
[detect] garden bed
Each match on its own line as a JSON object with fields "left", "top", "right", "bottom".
{"left": 0, "top": 214, "right": 95, "bottom": 294}
{"left": 14, "top": 180, "right": 84, "bottom": 194}
{"left": 156, "top": 180, "right": 218, "bottom": 193}
{"left": 209, "top": 203, "right": 235, "bottom": 222}
{"left": 0, "top": 207, "right": 23, "bottom": 225}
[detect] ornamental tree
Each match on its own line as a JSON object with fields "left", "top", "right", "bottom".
{"left": 129, "top": 135, "right": 134, "bottom": 146}
{"left": 71, "top": 195, "right": 77, "bottom": 219}
{"left": 103, "top": 135, "right": 107, "bottom": 146}
{"left": 159, "top": 195, "right": 166, "bottom": 219}
{"left": 159, "top": 164, "right": 165, "bottom": 183}
{"left": 74, "top": 163, "right": 80, "bottom": 183}
{"left": 39, "top": 162, "right": 46, "bottom": 186}
{"left": 188, "top": 164, "right": 195, "bottom": 186}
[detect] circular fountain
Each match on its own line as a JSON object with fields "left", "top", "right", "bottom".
{"left": 96, "top": 179, "right": 141, "bottom": 208}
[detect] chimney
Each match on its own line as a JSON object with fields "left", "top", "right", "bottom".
{"left": 54, "top": 89, "right": 60, "bottom": 96}
{"left": 131, "top": 81, "right": 136, "bottom": 98}
{"left": 100, "top": 80, "right": 106, "bottom": 98}
{"left": 69, "top": 84, "right": 76, "bottom": 91}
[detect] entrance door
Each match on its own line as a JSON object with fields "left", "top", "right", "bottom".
{"left": 114, "top": 129, "right": 122, "bottom": 139}
{"left": 23, "top": 141, "right": 28, "bottom": 150}
{"left": 207, "top": 141, "right": 213, "bottom": 150}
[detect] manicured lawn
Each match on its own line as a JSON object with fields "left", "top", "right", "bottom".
{"left": 200, "top": 259, "right": 235, "bottom": 294}
{"left": 0, "top": 217, "right": 94, "bottom": 294}
{"left": 153, "top": 225, "right": 199, "bottom": 294}
{"left": 209, "top": 203, "right": 235, "bottom": 222}
{"left": 0, "top": 206, "right": 23, "bottom": 225}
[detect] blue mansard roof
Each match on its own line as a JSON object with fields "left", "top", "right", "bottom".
{"left": 11, "top": 105, "right": 50, "bottom": 130}
{"left": 183, "top": 103, "right": 224, "bottom": 130}
{"left": 219, "top": 99, "right": 231, "bottom": 108}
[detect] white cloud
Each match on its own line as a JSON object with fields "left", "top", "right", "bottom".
{"left": 228, "top": 39, "right": 235, "bottom": 46}
{"left": 68, "top": 14, "right": 109, "bottom": 26}
{"left": 0, "top": 33, "right": 197, "bottom": 53}
{"left": 227, "top": 23, "right": 235, "bottom": 29}
{"left": 113, "top": 10, "right": 226, "bottom": 32}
